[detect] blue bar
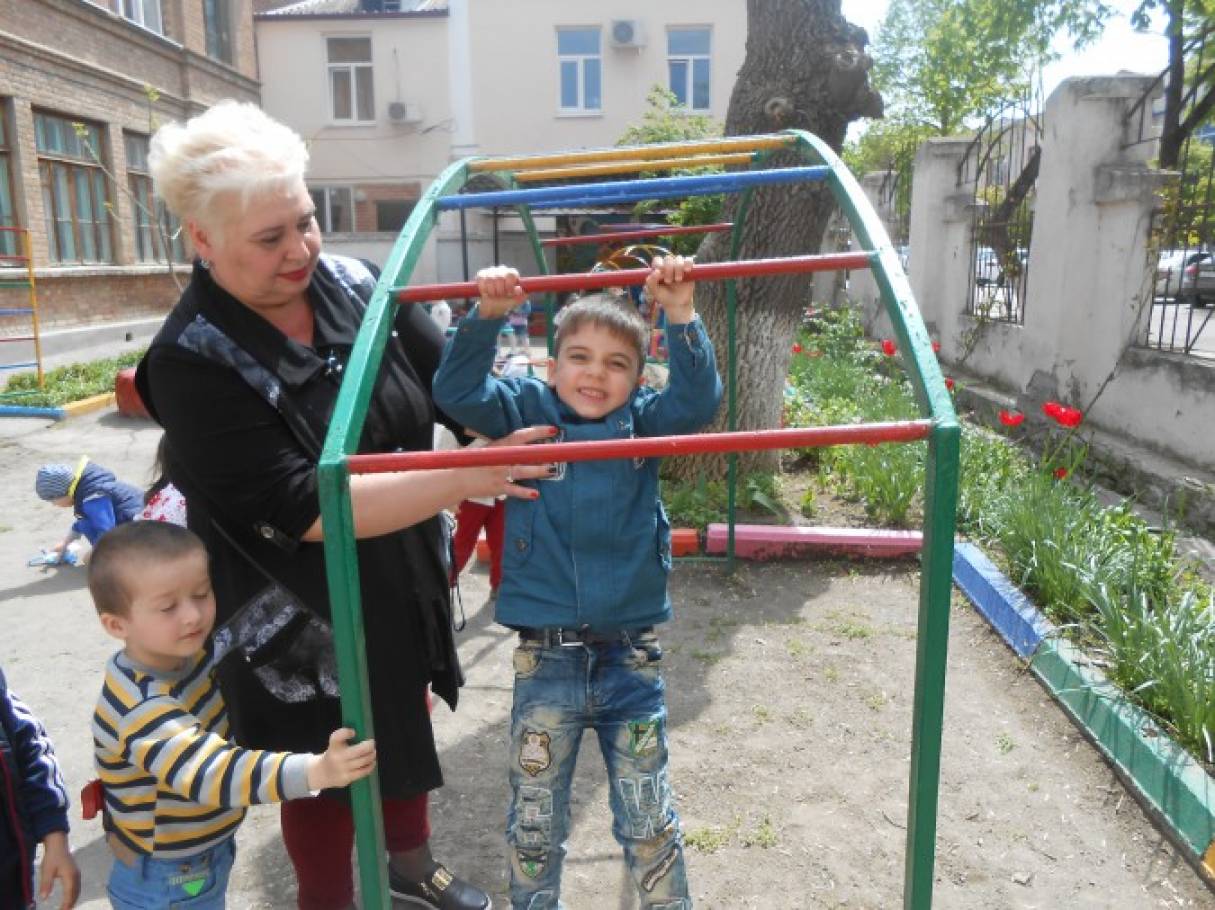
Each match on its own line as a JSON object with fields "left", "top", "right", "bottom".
{"left": 0, "top": 405, "right": 64, "bottom": 420}
{"left": 436, "top": 166, "right": 829, "bottom": 211}
{"left": 0, "top": 361, "right": 36, "bottom": 370}
{"left": 0, "top": 308, "right": 34, "bottom": 316}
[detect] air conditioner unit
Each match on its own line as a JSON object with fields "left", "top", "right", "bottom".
{"left": 610, "top": 19, "right": 646, "bottom": 49}
{"left": 387, "top": 101, "right": 423, "bottom": 123}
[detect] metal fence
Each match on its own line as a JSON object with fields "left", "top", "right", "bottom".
{"left": 958, "top": 92, "right": 1042, "bottom": 324}
{"left": 1127, "top": 40, "right": 1215, "bottom": 359}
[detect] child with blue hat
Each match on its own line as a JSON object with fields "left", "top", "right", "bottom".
{"left": 34, "top": 457, "right": 143, "bottom": 565}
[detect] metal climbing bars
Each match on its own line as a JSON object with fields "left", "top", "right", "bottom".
{"left": 317, "top": 131, "right": 959, "bottom": 910}
{"left": 0, "top": 227, "right": 46, "bottom": 409}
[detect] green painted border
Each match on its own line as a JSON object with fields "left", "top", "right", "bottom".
{"left": 1031, "top": 636, "right": 1215, "bottom": 872}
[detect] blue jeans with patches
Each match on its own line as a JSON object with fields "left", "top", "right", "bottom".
{"left": 506, "top": 630, "right": 690, "bottom": 910}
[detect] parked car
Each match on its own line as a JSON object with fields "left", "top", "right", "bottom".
{"left": 1155, "top": 249, "right": 1215, "bottom": 306}
{"left": 974, "top": 247, "right": 1027, "bottom": 288}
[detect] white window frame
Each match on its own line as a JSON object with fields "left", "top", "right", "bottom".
{"left": 121, "top": 0, "right": 163, "bottom": 35}
{"left": 556, "top": 27, "right": 602, "bottom": 115}
{"left": 667, "top": 27, "right": 712, "bottom": 112}
{"left": 326, "top": 36, "right": 375, "bottom": 125}
{"left": 310, "top": 185, "right": 355, "bottom": 234}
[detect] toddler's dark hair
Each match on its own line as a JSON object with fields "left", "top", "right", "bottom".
{"left": 88, "top": 521, "right": 207, "bottom": 617}
{"left": 553, "top": 295, "right": 649, "bottom": 371}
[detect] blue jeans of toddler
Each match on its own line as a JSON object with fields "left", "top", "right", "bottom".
{"left": 506, "top": 629, "right": 690, "bottom": 910}
{"left": 107, "top": 836, "right": 236, "bottom": 909}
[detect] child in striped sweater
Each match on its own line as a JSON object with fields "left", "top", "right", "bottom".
{"left": 88, "top": 521, "right": 376, "bottom": 909}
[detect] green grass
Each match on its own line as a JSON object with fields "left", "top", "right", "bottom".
{"left": 787, "top": 305, "right": 1215, "bottom": 764}
{"left": 2, "top": 350, "right": 144, "bottom": 407}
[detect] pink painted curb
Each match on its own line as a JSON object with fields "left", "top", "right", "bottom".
{"left": 705, "top": 523, "right": 923, "bottom": 560}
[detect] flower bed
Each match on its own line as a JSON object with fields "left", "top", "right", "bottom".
{"left": 1, "top": 350, "right": 144, "bottom": 408}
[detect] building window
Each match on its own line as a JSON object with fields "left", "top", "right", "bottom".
{"left": 309, "top": 186, "right": 354, "bottom": 233}
{"left": 0, "top": 108, "right": 17, "bottom": 259}
{"left": 125, "top": 133, "right": 185, "bottom": 264}
{"left": 327, "top": 37, "right": 375, "bottom": 123}
{"left": 121, "top": 0, "right": 163, "bottom": 35}
{"left": 204, "top": 0, "right": 233, "bottom": 64}
{"left": 34, "top": 112, "right": 113, "bottom": 264}
{"left": 557, "top": 28, "right": 601, "bottom": 113}
{"left": 668, "top": 27, "right": 711, "bottom": 111}
{"left": 375, "top": 200, "right": 415, "bottom": 233}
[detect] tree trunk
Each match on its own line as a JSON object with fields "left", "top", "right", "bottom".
{"left": 669, "top": 0, "right": 881, "bottom": 481}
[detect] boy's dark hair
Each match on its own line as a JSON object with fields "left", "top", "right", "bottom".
{"left": 88, "top": 521, "right": 207, "bottom": 617}
{"left": 553, "top": 295, "right": 649, "bottom": 372}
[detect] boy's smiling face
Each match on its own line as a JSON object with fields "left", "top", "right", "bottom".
{"left": 546, "top": 323, "right": 641, "bottom": 420}
{"left": 99, "top": 550, "right": 216, "bottom": 673}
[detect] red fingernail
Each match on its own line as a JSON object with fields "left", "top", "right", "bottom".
{"left": 529, "top": 491, "right": 540, "bottom": 499}
{"left": 547, "top": 426, "right": 559, "bottom": 435}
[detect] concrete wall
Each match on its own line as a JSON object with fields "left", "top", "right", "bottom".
{"left": 906, "top": 75, "right": 1213, "bottom": 472}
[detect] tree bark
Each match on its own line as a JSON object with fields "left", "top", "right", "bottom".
{"left": 670, "top": 0, "right": 881, "bottom": 481}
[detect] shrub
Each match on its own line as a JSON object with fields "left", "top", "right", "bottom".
{"left": 3, "top": 351, "right": 144, "bottom": 407}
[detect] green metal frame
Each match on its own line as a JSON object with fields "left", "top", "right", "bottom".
{"left": 317, "top": 131, "right": 958, "bottom": 909}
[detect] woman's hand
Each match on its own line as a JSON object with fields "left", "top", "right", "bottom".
{"left": 461, "top": 425, "right": 559, "bottom": 501}
{"left": 475, "top": 266, "right": 526, "bottom": 319}
{"left": 644, "top": 255, "right": 696, "bottom": 325}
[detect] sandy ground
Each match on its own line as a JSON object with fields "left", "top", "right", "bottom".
{"left": 0, "top": 410, "right": 1211, "bottom": 909}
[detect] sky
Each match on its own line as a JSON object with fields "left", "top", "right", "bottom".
{"left": 839, "top": 0, "right": 1169, "bottom": 103}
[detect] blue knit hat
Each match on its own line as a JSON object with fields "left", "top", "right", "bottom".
{"left": 35, "top": 463, "right": 74, "bottom": 501}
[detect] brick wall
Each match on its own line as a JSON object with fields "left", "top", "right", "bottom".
{"left": 0, "top": 0, "right": 258, "bottom": 330}
{"left": 354, "top": 182, "right": 422, "bottom": 233}
{"left": 0, "top": 269, "right": 183, "bottom": 334}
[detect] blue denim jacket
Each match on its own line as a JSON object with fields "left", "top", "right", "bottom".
{"left": 433, "top": 309, "right": 721, "bottom": 631}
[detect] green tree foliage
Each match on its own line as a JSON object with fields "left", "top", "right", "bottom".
{"left": 619, "top": 87, "right": 725, "bottom": 255}
{"left": 871, "top": 0, "right": 1112, "bottom": 135}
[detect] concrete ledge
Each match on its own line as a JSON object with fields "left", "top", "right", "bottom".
{"left": 61, "top": 393, "right": 115, "bottom": 418}
{"left": 705, "top": 523, "right": 922, "bottom": 559}
{"left": 952, "top": 543, "right": 1215, "bottom": 882}
{"left": 953, "top": 542, "right": 1052, "bottom": 658}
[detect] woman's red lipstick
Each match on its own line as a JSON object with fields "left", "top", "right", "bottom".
{"left": 281, "top": 266, "right": 310, "bottom": 282}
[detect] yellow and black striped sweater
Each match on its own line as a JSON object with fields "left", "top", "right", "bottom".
{"left": 92, "top": 649, "right": 312, "bottom": 858}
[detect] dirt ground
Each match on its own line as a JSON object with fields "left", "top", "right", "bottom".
{"left": 1, "top": 410, "right": 1211, "bottom": 909}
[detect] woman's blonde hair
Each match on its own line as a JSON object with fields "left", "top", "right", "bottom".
{"left": 148, "top": 100, "right": 309, "bottom": 240}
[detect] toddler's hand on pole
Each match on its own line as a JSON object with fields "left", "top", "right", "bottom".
{"left": 645, "top": 255, "right": 696, "bottom": 324}
{"left": 308, "top": 728, "right": 377, "bottom": 790}
{"left": 476, "top": 266, "right": 526, "bottom": 319}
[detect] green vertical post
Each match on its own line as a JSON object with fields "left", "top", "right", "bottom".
{"left": 723, "top": 190, "right": 755, "bottom": 572}
{"left": 317, "top": 461, "right": 389, "bottom": 908}
{"left": 514, "top": 200, "right": 556, "bottom": 354}
{"left": 787, "top": 129, "right": 961, "bottom": 907}
{"left": 903, "top": 422, "right": 959, "bottom": 909}
{"left": 319, "top": 157, "right": 473, "bottom": 909}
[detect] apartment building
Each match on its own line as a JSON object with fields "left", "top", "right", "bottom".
{"left": 0, "top": 0, "right": 258, "bottom": 331}
{"left": 256, "top": 0, "right": 746, "bottom": 281}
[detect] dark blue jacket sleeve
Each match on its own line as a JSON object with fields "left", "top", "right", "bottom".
{"left": 634, "top": 317, "right": 723, "bottom": 436}
{"left": 1, "top": 678, "right": 70, "bottom": 841}
{"left": 432, "top": 307, "right": 531, "bottom": 440}
{"left": 73, "top": 496, "right": 118, "bottom": 545}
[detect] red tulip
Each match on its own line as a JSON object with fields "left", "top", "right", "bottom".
{"left": 1042, "top": 401, "right": 1063, "bottom": 419}
{"left": 881, "top": 339, "right": 897, "bottom": 356}
{"left": 1053, "top": 467, "right": 1068, "bottom": 480}
{"left": 944, "top": 377, "right": 955, "bottom": 391}
{"left": 1055, "top": 406, "right": 1084, "bottom": 428}
{"left": 932, "top": 340, "right": 941, "bottom": 353}
{"left": 792, "top": 343, "right": 803, "bottom": 354}
{"left": 998, "top": 410, "right": 1025, "bottom": 427}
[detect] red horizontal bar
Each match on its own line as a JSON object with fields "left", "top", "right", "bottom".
{"left": 540, "top": 223, "right": 733, "bottom": 248}
{"left": 0, "top": 254, "right": 28, "bottom": 262}
{"left": 348, "top": 421, "right": 931, "bottom": 475}
{"left": 397, "top": 252, "right": 873, "bottom": 303}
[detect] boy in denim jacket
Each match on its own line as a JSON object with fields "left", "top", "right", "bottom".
{"left": 434, "top": 256, "right": 720, "bottom": 909}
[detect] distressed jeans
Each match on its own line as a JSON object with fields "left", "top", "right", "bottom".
{"left": 506, "top": 630, "right": 691, "bottom": 910}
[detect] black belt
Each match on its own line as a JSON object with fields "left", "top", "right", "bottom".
{"left": 517, "top": 626, "right": 653, "bottom": 647}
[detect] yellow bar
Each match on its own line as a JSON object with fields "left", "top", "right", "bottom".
{"left": 515, "top": 152, "right": 755, "bottom": 183}
{"left": 470, "top": 135, "right": 795, "bottom": 173}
